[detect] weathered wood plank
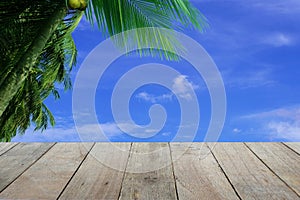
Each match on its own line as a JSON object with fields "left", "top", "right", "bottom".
{"left": 170, "top": 143, "right": 239, "bottom": 200}
{"left": 246, "top": 143, "right": 300, "bottom": 196}
{"left": 0, "top": 143, "right": 94, "bottom": 199}
{"left": 208, "top": 143, "right": 299, "bottom": 199}
{"left": 0, "top": 143, "right": 18, "bottom": 156}
{"left": 119, "top": 143, "right": 177, "bottom": 200}
{"left": 284, "top": 142, "right": 300, "bottom": 155}
{"left": 59, "top": 143, "right": 131, "bottom": 200}
{"left": 0, "top": 143, "right": 54, "bottom": 192}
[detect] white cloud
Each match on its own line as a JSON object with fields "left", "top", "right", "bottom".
{"left": 12, "top": 122, "right": 125, "bottom": 142}
{"left": 268, "top": 121, "right": 300, "bottom": 140}
{"left": 136, "top": 75, "right": 199, "bottom": 102}
{"left": 12, "top": 126, "right": 79, "bottom": 142}
{"left": 233, "top": 128, "right": 242, "bottom": 133}
{"left": 136, "top": 92, "right": 173, "bottom": 103}
{"left": 145, "top": 129, "right": 159, "bottom": 133}
{"left": 239, "top": 106, "right": 300, "bottom": 141}
{"left": 136, "top": 92, "right": 154, "bottom": 102}
{"left": 172, "top": 75, "right": 199, "bottom": 100}
{"left": 77, "top": 123, "right": 122, "bottom": 138}
{"left": 117, "top": 122, "right": 161, "bottom": 138}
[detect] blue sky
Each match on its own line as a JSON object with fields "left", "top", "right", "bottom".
{"left": 13, "top": 0, "right": 300, "bottom": 142}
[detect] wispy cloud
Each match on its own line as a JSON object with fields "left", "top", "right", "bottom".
{"left": 12, "top": 122, "right": 125, "bottom": 142}
{"left": 263, "top": 33, "right": 293, "bottom": 47}
{"left": 237, "top": 106, "right": 300, "bottom": 141}
{"left": 77, "top": 123, "right": 123, "bottom": 140}
{"left": 222, "top": 69, "right": 275, "bottom": 89}
{"left": 267, "top": 121, "right": 300, "bottom": 141}
{"left": 193, "top": 0, "right": 300, "bottom": 15}
{"left": 242, "top": 106, "right": 300, "bottom": 120}
{"left": 249, "top": 0, "right": 300, "bottom": 14}
{"left": 12, "top": 119, "right": 175, "bottom": 142}
{"left": 12, "top": 126, "right": 79, "bottom": 142}
{"left": 117, "top": 122, "right": 159, "bottom": 134}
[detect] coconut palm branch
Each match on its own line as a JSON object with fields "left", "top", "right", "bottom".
{"left": 85, "top": 0, "right": 207, "bottom": 58}
{"left": 0, "top": 0, "right": 207, "bottom": 141}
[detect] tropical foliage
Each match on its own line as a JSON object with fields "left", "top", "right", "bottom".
{"left": 0, "top": 0, "right": 207, "bottom": 141}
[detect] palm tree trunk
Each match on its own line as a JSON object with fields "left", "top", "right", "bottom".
{"left": 0, "top": 5, "right": 67, "bottom": 117}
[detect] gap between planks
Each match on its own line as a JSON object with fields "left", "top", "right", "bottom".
{"left": 0, "top": 143, "right": 56, "bottom": 193}
{"left": 245, "top": 142, "right": 300, "bottom": 197}
{"left": 208, "top": 143, "right": 299, "bottom": 200}
{"left": 0, "top": 143, "right": 94, "bottom": 199}
{"left": 0, "top": 142, "right": 18, "bottom": 156}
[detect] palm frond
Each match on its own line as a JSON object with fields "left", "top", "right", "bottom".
{"left": 85, "top": 0, "right": 208, "bottom": 60}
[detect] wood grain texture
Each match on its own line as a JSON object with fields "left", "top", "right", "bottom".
{"left": 208, "top": 143, "right": 299, "bottom": 200}
{"left": 246, "top": 143, "right": 300, "bottom": 196}
{"left": 59, "top": 143, "right": 131, "bottom": 200}
{"left": 170, "top": 143, "right": 239, "bottom": 200}
{"left": 119, "top": 143, "right": 177, "bottom": 200}
{"left": 0, "top": 143, "right": 93, "bottom": 199}
{"left": 284, "top": 142, "right": 300, "bottom": 155}
{"left": 0, "top": 142, "right": 18, "bottom": 156}
{"left": 0, "top": 142, "right": 299, "bottom": 199}
{"left": 0, "top": 143, "right": 54, "bottom": 192}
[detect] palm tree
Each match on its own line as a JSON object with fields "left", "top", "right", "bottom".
{"left": 0, "top": 0, "right": 81, "bottom": 141}
{"left": 0, "top": 0, "right": 207, "bottom": 141}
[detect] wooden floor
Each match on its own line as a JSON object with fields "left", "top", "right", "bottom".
{"left": 0, "top": 143, "right": 299, "bottom": 200}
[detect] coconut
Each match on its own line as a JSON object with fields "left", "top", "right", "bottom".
{"left": 68, "top": 0, "right": 81, "bottom": 10}
{"left": 79, "top": 0, "right": 88, "bottom": 11}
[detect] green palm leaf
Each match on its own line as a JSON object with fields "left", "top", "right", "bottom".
{"left": 85, "top": 0, "right": 207, "bottom": 59}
